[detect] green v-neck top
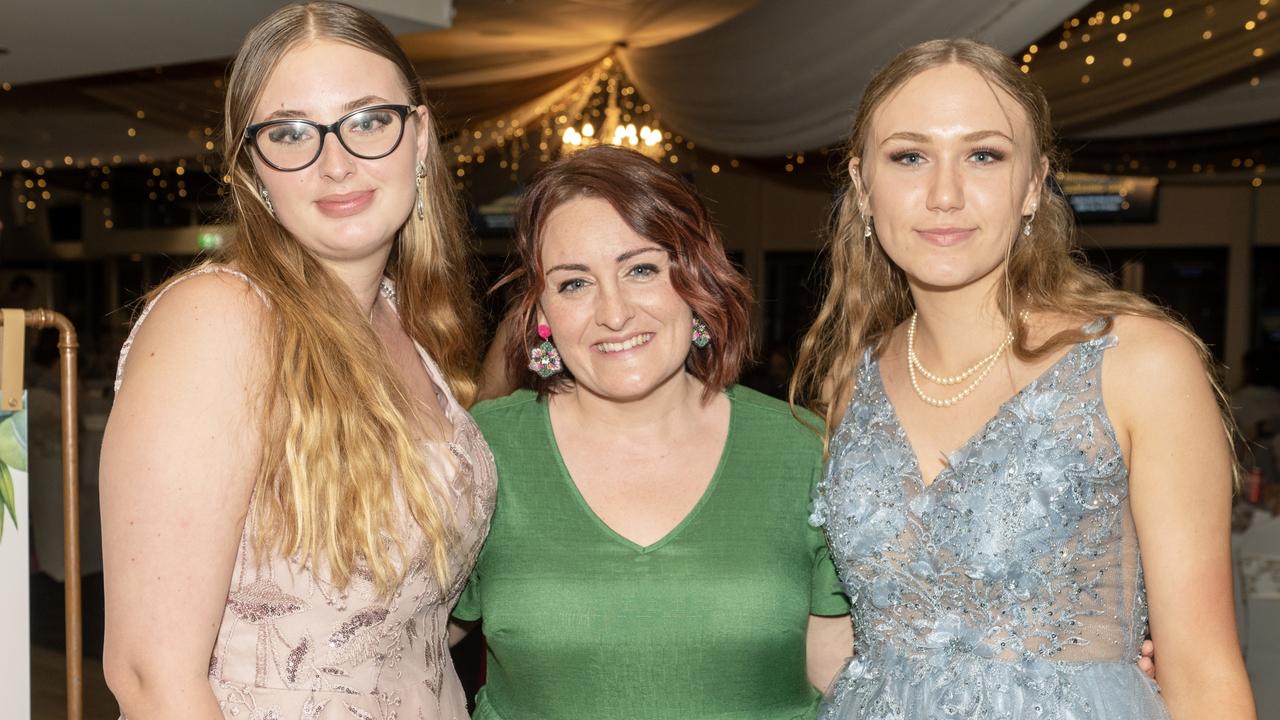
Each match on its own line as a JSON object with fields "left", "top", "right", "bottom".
{"left": 452, "top": 385, "right": 850, "bottom": 720}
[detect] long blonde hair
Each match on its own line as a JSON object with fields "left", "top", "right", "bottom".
{"left": 792, "top": 39, "right": 1239, "bottom": 480}
{"left": 171, "top": 2, "right": 477, "bottom": 595}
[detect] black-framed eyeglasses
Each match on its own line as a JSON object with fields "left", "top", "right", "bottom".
{"left": 244, "top": 104, "right": 415, "bottom": 172}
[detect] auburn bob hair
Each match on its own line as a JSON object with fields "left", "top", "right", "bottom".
{"left": 498, "top": 145, "right": 754, "bottom": 401}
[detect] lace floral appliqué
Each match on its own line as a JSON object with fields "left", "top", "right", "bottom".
{"left": 815, "top": 333, "right": 1172, "bottom": 720}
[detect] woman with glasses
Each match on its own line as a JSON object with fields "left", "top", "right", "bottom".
{"left": 100, "top": 3, "right": 495, "bottom": 719}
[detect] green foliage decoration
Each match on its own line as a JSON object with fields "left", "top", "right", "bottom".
{"left": 0, "top": 406, "right": 28, "bottom": 541}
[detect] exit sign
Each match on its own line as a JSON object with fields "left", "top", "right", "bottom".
{"left": 198, "top": 232, "right": 222, "bottom": 251}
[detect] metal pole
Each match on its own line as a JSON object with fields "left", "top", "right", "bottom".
{"left": 11, "top": 309, "right": 81, "bottom": 720}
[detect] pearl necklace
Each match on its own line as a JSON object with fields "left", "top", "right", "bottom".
{"left": 906, "top": 312, "right": 1014, "bottom": 408}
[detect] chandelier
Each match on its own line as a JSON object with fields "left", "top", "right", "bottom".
{"left": 559, "top": 58, "right": 665, "bottom": 161}
{"left": 443, "top": 56, "right": 687, "bottom": 183}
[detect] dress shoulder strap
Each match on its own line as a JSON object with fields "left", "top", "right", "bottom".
{"left": 114, "top": 265, "right": 267, "bottom": 393}
{"left": 1078, "top": 317, "right": 1120, "bottom": 362}
{"left": 376, "top": 276, "right": 465, "bottom": 420}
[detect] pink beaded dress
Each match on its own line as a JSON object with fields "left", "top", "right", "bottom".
{"left": 114, "top": 266, "right": 496, "bottom": 720}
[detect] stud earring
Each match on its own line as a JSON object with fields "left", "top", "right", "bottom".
{"left": 414, "top": 161, "right": 426, "bottom": 221}
{"left": 691, "top": 316, "right": 711, "bottom": 348}
{"left": 259, "top": 186, "right": 274, "bottom": 216}
{"left": 528, "top": 323, "right": 563, "bottom": 378}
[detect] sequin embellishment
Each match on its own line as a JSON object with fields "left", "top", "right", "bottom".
{"left": 120, "top": 267, "right": 497, "bottom": 720}
{"left": 814, "top": 331, "right": 1173, "bottom": 719}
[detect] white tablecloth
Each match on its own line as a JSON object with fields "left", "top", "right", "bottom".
{"left": 1237, "top": 512, "right": 1280, "bottom": 719}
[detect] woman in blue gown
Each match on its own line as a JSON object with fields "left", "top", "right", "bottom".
{"left": 793, "top": 39, "right": 1254, "bottom": 719}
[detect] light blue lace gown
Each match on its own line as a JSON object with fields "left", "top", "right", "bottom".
{"left": 812, "top": 331, "right": 1173, "bottom": 719}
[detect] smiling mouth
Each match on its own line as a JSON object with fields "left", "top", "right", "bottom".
{"left": 917, "top": 228, "right": 975, "bottom": 246}
{"left": 315, "top": 190, "right": 375, "bottom": 217}
{"left": 594, "top": 333, "right": 654, "bottom": 354}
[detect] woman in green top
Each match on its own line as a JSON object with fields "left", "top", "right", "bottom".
{"left": 450, "top": 145, "right": 852, "bottom": 719}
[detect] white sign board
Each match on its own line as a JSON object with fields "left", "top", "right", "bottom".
{"left": 0, "top": 394, "right": 31, "bottom": 720}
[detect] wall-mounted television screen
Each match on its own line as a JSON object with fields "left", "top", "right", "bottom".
{"left": 1059, "top": 173, "right": 1159, "bottom": 224}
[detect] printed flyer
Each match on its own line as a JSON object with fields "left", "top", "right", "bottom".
{"left": 0, "top": 392, "right": 30, "bottom": 719}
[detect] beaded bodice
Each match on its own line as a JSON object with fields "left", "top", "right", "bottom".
{"left": 813, "top": 332, "right": 1154, "bottom": 712}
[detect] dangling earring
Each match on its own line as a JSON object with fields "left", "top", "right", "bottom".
{"left": 259, "top": 186, "right": 274, "bottom": 216}
{"left": 863, "top": 217, "right": 873, "bottom": 240}
{"left": 414, "top": 161, "right": 426, "bottom": 221}
{"left": 691, "top": 316, "right": 711, "bottom": 348}
{"left": 528, "top": 323, "right": 563, "bottom": 378}
{"left": 1022, "top": 211, "right": 1035, "bottom": 237}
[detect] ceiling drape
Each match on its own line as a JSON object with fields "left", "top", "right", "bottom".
{"left": 615, "top": 0, "right": 1090, "bottom": 155}
{"left": 3, "top": 0, "right": 1280, "bottom": 167}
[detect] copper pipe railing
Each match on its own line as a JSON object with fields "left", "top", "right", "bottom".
{"left": 2, "top": 309, "right": 81, "bottom": 720}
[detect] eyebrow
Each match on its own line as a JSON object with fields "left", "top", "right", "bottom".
{"left": 880, "top": 129, "right": 1014, "bottom": 145}
{"left": 617, "top": 247, "right": 664, "bottom": 262}
{"left": 261, "top": 95, "right": 395, "bottom": 122}
{"left": 344, "top": 95, "right": 392, "bottom": 112}
{"left": 544, "top": 247, "right": 664, "bottom": 275}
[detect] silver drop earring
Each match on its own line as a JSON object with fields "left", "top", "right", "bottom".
{"left": 864, "top": 217, "right": 874, "bottom": 240}
{"left": 1022, "top": 210, "right": 1035, "bottom": 237}
{"left": 415, "top": 161, "right": 426, "bottom": 221}
{"left": 259, "top": 186, "right": 274, "bottom": 216}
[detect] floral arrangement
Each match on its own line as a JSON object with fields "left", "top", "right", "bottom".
{"left": 0, "top": 404, "right": 26, "bottom": 541}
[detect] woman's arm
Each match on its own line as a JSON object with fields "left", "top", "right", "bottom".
{"left": 476, "top": 319, "right": 516, "bottom": 403}
{"left": 448, "top": 619, "right": 476, "bottom": 647}
{"left": 100, "top": 274, "right": 265, "bottom": 719}
{"left": 806, "top": 614, "right": 852, "bottom": 692}
{"left": 1107, "top": 316, "right": 1254, "bottom": 719}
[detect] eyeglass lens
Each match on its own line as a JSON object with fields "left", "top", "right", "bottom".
{"left": 254, "top": 106, "right": 405, "bottom": 170}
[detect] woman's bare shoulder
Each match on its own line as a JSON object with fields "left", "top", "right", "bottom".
{"left": 118, "top": 270, "right": 269, "bottom": 393}
{"left": 1100, "top": 314, "right": 1216, "bottom": 435}
{"left": 1105, "top": 314, "right": 1207, "bottom": 386}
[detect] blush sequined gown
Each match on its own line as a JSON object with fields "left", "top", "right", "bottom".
{"left": 114, "top": 266, "right": 496, "bottom": 720}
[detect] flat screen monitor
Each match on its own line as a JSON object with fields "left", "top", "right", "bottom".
{"left": 1059, "top": 172, "right": 1159, "bottom": 223}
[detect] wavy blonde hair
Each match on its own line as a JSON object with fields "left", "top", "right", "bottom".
{"left": 162, "top": 2, "right": 478, "bottom": 595}
{"left": 792, "top": 39, "right": 1239, "bottom": 481}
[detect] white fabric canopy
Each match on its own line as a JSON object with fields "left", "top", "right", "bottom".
{"left": 1076, "top": 62, "right": 1280, "bottom": 139}
{"left": 2, "top": 0, "right": 1278, "bottom": 167}
{"left": 616, "top": 0, "right": 1091, "bottom": 155}
{"left": 409, "top": 0, "right": 1091, "bottom": 156}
